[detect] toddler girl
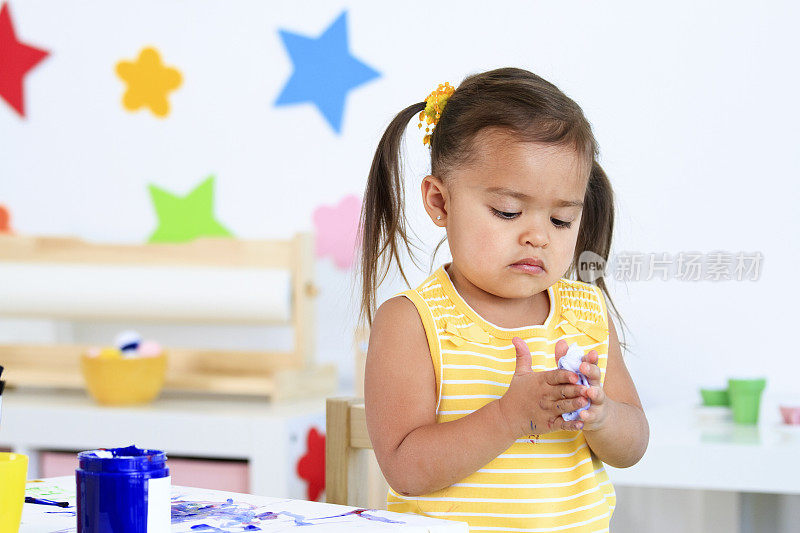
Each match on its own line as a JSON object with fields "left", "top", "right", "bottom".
{"left": 359, "top": 67, "right": 649, "bottom": 532}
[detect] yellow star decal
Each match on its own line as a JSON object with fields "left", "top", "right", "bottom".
{"left": 116, "top": 47, "right": 182, "bottom": 117}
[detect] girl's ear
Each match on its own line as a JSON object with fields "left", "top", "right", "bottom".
{"left": 421, "top": 175, "right": 448, "bottom": 227}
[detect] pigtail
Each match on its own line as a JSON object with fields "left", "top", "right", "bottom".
{"left": 358, "top": 102, "right": 427, "bottom": 327}
{"left": 574, "top": 160, "right": 629, "bottom": 352}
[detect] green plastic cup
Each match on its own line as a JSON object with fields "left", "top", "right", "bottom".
{"left": 728, "top": 378, "right": 766, "bottom": 424}
{"left": 700, "top": 388, "right": 729, "bottom": 406}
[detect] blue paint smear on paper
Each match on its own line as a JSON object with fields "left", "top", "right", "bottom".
{"left": 276, "top": 512, "right": 313, "bottom": 526}
{"left": 317, "top": 509, "right": 403, "bottom": 523}
{"left": 173, "top": 499, "right": 263, "bottom": 531}
{"left": 171, "top": 496, "right": 405, "bottom": 531}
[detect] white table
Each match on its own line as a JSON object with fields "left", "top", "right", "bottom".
{"left": 0, "top": 389, "right": 328, "bottom": 497}
{"left": 606, "top": 401, "right": 800, "bottom": 532}
{"left": 607, "top": 402, "right": 800, "bottom": 494}
{"left": 21, "top": 477, "right": 468, "bottom": 532}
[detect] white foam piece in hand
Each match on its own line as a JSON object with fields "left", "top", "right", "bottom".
{"left": 558, "top": 342, "right": 584, "bottom": 373}
{"left": 558, "top": 342, "right": 591, "bottom": 421}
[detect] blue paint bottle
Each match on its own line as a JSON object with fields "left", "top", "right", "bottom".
{"left": 76, "top": 445, "right": 171, "bottom": 533}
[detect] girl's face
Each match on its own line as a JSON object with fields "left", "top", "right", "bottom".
{"left": 423, "top": 128, "right": 588, "bottom": 300}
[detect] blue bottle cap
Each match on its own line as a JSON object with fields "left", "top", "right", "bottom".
{"left": 78, "top": 445, "right": 167, "bottom": 474}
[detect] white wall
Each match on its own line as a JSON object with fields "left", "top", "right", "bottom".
{"left": 2, "top": 0, "right": 798, "bottom": 408}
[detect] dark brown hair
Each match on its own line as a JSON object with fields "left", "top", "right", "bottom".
{"left": 358, "top": 67, "right": 627, "bottom": 347}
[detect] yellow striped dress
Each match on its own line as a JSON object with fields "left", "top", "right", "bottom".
{"left": 387, "top": 264, "right": 616, "bottom": 532}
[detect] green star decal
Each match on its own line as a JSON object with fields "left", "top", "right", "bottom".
{"left": 147, "top": 175, "right": 233, "bottom": 243}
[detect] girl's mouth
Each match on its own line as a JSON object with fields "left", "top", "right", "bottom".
{"left": 510, "top": 259, "right": 545, "bottom": 275}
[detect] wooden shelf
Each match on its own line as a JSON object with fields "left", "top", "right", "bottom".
{"left": 0, "top": 234, "right": 336, "bottom": 401}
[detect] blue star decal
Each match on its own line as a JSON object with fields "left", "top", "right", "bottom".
{"left": 275, "top": 11, "right": 380, "bottom": 134}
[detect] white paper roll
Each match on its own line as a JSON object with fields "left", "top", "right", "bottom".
{"left": 0, "top": 263, "right": 291, "bottom": 323}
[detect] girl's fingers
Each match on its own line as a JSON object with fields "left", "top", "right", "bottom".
{"left": 546, "top": 369, "right": 579, "bottom": 386}
{"left": 586, "top": 386, "right": 605, "bottom": 404}
{"left": 580, "top": 361, "right": 602, "bottom": 387}
{"left": 582, "top": 350, "right": 599, "bottom": 365}
{"left": 554, "top": 340, "right": 569, "bottom": 362}
{"left": 552, "top": 396, "right": 588, "bottom": 414}
{"left": 554, "top": 384, "right": 587, "bottom": 400}
{"left": 553, "top": 416, "right": 584, "bottom": 432}
{"left": 512, "top": 337, "right": 534, "bottom": 376}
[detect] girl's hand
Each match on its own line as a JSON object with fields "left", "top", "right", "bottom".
{"left": 497, "top": 337, "right": 588, "bottom": 439}
{"left": 574, "top": 348, "right": 610, "bottom": 431}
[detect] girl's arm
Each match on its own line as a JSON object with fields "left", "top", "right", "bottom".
{"left": 579, "top": 317, "right": 650, "bottom": 467}
{"left": 365, "top": 296, "right": 584, "bottom": 497}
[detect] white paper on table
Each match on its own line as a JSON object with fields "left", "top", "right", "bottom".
{"left": 21, "top": 477, "right": 468, "bottom": 533}
{"left": 20, "top": 477, "right": 78, "bottom": 533}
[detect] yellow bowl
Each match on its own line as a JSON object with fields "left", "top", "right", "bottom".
{"left": 81, "top": 353, "right": 167, "bottom": 406}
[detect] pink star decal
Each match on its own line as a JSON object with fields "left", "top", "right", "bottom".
{"left": 312, "top": 195, "right": 361, "bottom": 270}
{"left": 296, "top": 427, "right": 325, "bottom": 502}
{"left": 0, "top": 2, "right": 49, "bottom": 117}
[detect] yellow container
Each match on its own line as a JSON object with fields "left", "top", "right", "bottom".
{"left": 0, "top": 453, "right": 28, "bottom": 533}
{"left": 81, "top": 352, "right": 167, "bottom": 406}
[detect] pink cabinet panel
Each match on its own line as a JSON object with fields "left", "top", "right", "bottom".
{"left": 168, "top": 457, "right": 249, "bottom": 493}
{"left": 39, "top": 451, "right": 249, "bottom": 493}
{"left": 39, "top": 451, "right": 77, "bottom": 478}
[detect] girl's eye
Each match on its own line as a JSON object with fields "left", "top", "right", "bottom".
{"left": 491, "top": 208, "right": 520, "bottom": 220}
{"left": 551, "top": 218, "right": 572, "bottom": 229}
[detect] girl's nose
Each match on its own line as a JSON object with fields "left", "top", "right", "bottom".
{"left": 520, "top": 222, "right": 548, "bottom": 248}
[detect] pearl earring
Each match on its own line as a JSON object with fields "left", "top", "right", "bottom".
{"left": 436, "top": 215, "right": 442, "bottom": 220}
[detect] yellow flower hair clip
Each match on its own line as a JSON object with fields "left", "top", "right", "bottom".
{"left": 418, "top": 82, "right": 455, "bottom": 146}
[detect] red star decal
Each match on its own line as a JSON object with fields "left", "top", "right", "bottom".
{"left": 296, "top": 427, "right": 325, "bottom": 502}
{"left": 0, "top": 205, "right": 11, "bottom": 233}
{"left": 0, "top": 2, "right": 49, "bottom": 117}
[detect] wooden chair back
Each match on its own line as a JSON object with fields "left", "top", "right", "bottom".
{"left": 325, "top": 397, "right": 389, "bottom": 508}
